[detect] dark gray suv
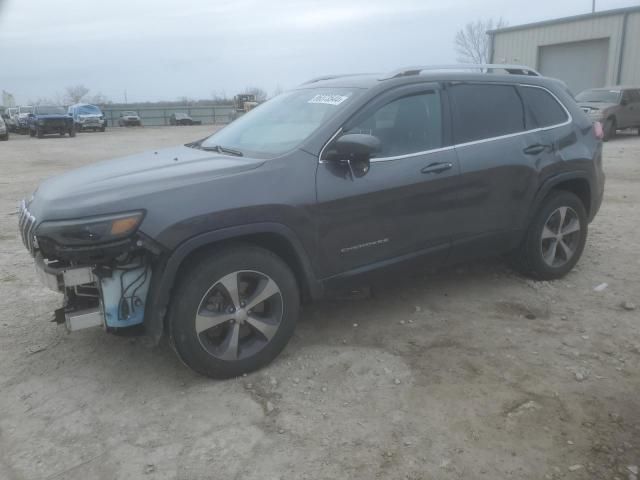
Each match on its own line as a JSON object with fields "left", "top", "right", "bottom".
{"left": 19, "top": 64, "right": 605, "bottom": 378}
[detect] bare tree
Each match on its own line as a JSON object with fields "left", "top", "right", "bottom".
{"left": 63, "top": 84, "right": 90, "bottom": 104}
{"left": 88, "top": 92, "right": 110, "bottom": 105}
{"left": 243, "top": 87, "right": 268, "bottom": 102}
{"left": 28, "top": 97, "right": 59, "bottom": 106}
{"left": 454, "top": 18, "right": 507, "bottom": 64}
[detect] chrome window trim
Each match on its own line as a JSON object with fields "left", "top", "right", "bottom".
{"left": 318, "top": 84, "right": 572, "bottom": 164}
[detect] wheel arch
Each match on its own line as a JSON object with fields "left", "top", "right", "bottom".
{"left": 144, "top": 223, "right": 322, "bottom": 343}
{"left": 530, "top": 172, "right": 593, "bottom": 223}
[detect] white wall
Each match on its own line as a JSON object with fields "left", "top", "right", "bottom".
{"left": 492, "top": 11, "right": 640, "bottom": 87}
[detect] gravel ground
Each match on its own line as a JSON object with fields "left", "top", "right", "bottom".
{"left": 0, "top": 126, "right": 639, "bottom": 480}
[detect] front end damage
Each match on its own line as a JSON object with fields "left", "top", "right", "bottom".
{"left": 19, "top": 200, "right": 162, "bottom": 333}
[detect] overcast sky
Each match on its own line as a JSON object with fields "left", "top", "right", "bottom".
{"left": 0, "top": 0, "right": 638, "bottom": 104}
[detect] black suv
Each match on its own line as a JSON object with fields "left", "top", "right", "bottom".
{"left": 19, "top": 65, "right": 604, "bottom": 378}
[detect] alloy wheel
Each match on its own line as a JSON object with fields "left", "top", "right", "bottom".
{"left": 195, "top": 270, "right": 283, "bottom": 361}
{"left": 540, "top": 206, "right": 581, "bottom": 267}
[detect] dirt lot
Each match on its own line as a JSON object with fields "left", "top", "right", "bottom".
{"left": 0, "top": 126, "right": 639, "bottom": 480}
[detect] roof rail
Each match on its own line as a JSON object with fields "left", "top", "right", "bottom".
{"left": 301, "top": 73, "right": 373, "bottom": 85}
{"left": 380, "top": 64, "right": 541, "bottom": 80}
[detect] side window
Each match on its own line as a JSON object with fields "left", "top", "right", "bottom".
{"left": 450, "top": 84, "right": 525, "bottom": 143}
{"left": 345, "top": 91, "right": 442, "bottom": 157}
{"left": 628, "top": 90, "right": 640, "bottom": 103}
{"left": 622, "top": 90, "right": 633, "bottom": 105}
{"left": 520, "top": 86, "right": 569, "bottom": 128}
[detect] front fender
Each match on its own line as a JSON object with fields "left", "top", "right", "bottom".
{"left": 144, "top": 222, "right": 322, "bottom": 343}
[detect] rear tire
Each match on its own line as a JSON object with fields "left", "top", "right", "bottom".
{"left": 603, "top": 117, "right": 616, "bottom": 141}
{"left": 169, "top": 245, "right": 300, "bottom": 379}
{"left": 36, "top": 127, "right": 44, "bottom": 138}
{"left": 69, "top": 127, "right": 76, "bottom": 137}
{"left": 29, "top": 128, "right": 35, "bottom": 137}
{"left": 511, "top": 191, "right": 587, "bottom": 280}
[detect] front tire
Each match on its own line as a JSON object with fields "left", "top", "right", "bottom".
{"left": 511, "top": 191, "right": 587, "bottom": 280}
{"left": 69, "top": 126, "right": 76, "bottom": 137}
{"left": 169, "top": 245, "right": 300, "bottom": 379}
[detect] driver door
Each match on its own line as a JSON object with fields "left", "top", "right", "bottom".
{"left": 313, "top": 83, "right": 461, "bottom": 279}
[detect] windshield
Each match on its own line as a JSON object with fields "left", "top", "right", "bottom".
{"left": 201, "top": 88, "right": 361, "bottom": 157}
{"left": 175, "top": 113, "right": 189, "bottom": 119}
{"left": 78, "top": 105, "right": 101, "bottom": 115}
{"left": 36, "top": 106, "right": 66, "bottom": 115}
{"left": 123, "top": 111, "right": 138, "bottom": 116}
{"left": 576, "top": 89, "right": 620, "bottom": 103}
{"left": 19, "top": 106, "right": 33, "bottom": 114}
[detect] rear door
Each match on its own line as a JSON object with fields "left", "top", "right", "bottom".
{"left": 626, "top": 89, "right": 640, "bottom": 127}
{"left": 617, "top": 90, "right": 635, "bottom": 129}
{"left": 447, "top": 82, "right": 542, "bottom": 259}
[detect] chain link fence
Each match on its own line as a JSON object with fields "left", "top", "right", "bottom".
{"left": 102, "top": 105, "right": 235, "bottom": 127}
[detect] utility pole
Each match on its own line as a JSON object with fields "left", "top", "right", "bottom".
{"left": 592, "top": 0, "right": 595, "bottom": 13}
{"left": 124, "top": 89, "right": 128, "bottom": 104}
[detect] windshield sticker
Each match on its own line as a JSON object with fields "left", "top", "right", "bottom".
{"left": 308, "top": 94, "right": 350, "bottom": 106}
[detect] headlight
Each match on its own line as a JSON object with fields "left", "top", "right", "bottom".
{"left": 36, "top": 211, "right": 145, "bottom": 246}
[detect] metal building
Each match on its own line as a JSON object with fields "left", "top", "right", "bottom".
{"left": 488, "top": 6, "right": 640, "bottom": 94}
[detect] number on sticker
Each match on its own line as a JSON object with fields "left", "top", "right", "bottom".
{"left": 308, "top": 94, "right": 350, "bottom": 106}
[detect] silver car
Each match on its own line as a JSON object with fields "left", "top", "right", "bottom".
{"left": 576, "top": 87, "right": 640, "bottom": 141}
{"left": 0, "top": 115, "right": 8, "bottom": 141}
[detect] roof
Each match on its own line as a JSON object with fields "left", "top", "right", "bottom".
{"left": 487, "top": 5, "right": 640, "bottom": 35}
{"left": 297, "top": 71, "right": 559, "bottom": 91}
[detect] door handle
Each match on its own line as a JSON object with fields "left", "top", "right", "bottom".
{"left": 421, "top": 162, "right": 453, "bottom": 174}
{"left": 523, "top": 144, "right": 549, "bottom": 155}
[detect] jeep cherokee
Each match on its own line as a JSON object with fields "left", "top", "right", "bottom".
{"left": 18, "top": 64, "right": 605, "bottom": 378}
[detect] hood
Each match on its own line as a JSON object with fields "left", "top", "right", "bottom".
{"left": 28, "top": 145, "right": 265, "bottom": 221}
{"left": 36, "top": 114, "right": 70, "bottom": 120}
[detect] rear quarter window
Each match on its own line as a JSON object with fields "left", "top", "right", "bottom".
{"left": 520, "top": 86, "right": 569, "bottom": 128}
{"left": 450, "top": 83, "right": 525, "bottom": 144}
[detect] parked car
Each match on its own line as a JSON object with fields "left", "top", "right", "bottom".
{"left": 16, "top": 105, "right": 34, "bottom": 134}
{"left": 19, "top": 64, "right": 604, "bottom": 379}
{"left": 118, "top": 111, "right": 142, "bottom": 126}
{"left": 28, "top": 105, "right": 76, "bottom": 138}
{"left": 169, "top": 112, "right": 202, "bottom": 126}
{"left": 68, "top": 104, "right": 106, "bottom": 132}
{"left": 0, "top": 115, "right": 8, "bottom": 141}
{"left": 576, "top": 86, "right": 640, "bottom": 140}
{"left": 3, "top": 107, "right": 19, "bottom": 132}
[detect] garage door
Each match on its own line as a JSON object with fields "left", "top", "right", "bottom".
{"left": 538, "top": 38, "right": 609, "bottom": 95}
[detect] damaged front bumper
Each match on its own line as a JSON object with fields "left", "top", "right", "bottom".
{"left": 19, "top": 199, "right": 165, "bottom": 335}
{"left": 35, "top": 253, "right": 152, "bottom": 332}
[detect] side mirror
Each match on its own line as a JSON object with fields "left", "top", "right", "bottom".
{"left": 334, "top": 133, "right": 382, "bottom": 158}
{"left": 327, "top": 133, "right": 381, "bottom": 178}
